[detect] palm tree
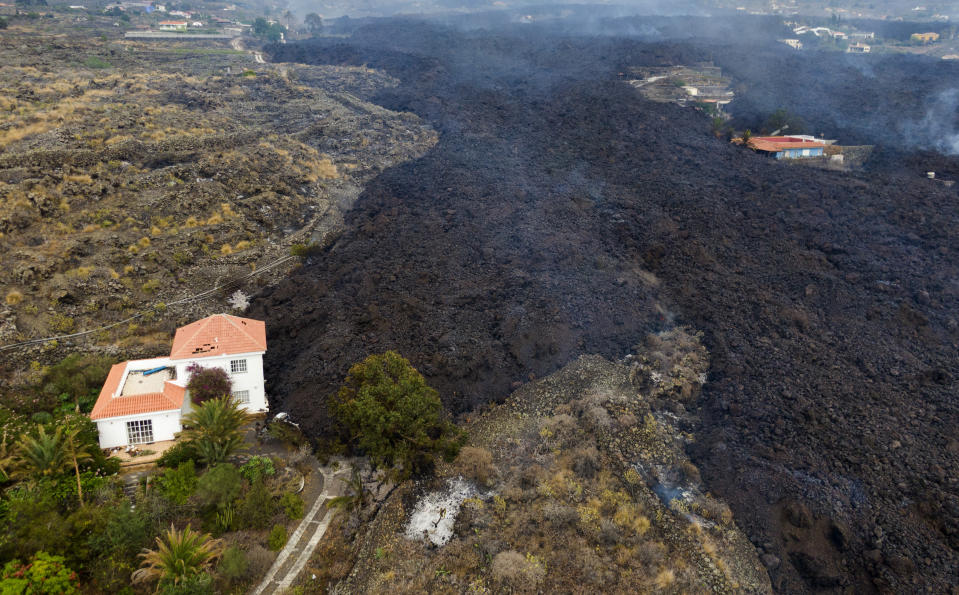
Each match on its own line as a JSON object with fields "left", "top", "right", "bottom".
{"left": 181, "top": 397, "right": 252, "bottom": 465}
{"left": 0, "top": 432, "right": 14, "bottom": 482}
{"left": 11, "top": 425, "right": 94, "bottom": 505}
{"left": 12, "top": 424, "right": 72, "bottom": 480}
{"left": 132, "top": 524, "right": 224, "bottom": 587}
{"left": 62, "top": 428, "right": 94, "bottom": 505}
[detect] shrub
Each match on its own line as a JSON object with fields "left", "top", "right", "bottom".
{"left": 157, "top": 441, "right": 199, "bottom": 468}
{"left": 289, "top": 243, "right": 322, "bottom": 258}
{"left": 329, "top": 351, "right": 465, "bottom": 480}
{"left": 266, "top": 419, "right": 307, "bottom": 448}
{"left": 0, "top": 552, "right": 80, "bottom": 594}
{"left": 280, "top": 492, "right": 304, "bottom": 520}
{"left": 455, "top": 446, "right": 495, "bottom": 486}
{"left": 142, "top": 279, "right": 161, "bottom": 293}
{"left": 158, "top": 572, "right": 214, "bottom": 594}
{"left": 491, "top": 550, "right": 545, "bottom": 592}
{"left": 239, "top": 455, "right": 275, "bottom": 484}
{"left": 195, "top": 463, "right": 242, "bottom": 513}
{"left": 218, "top": 546, "right": 248, "bottom": 582}
{"left": 267, "top": 524, "right": 287, "bottom": 552}
{"left": 156, "top": 460, "right": 198, "bottom": 505}
{"left": 185, "top": 365, "right": 232, "bottom": 405}
{"left": 40, "top": 353, "right": 113, "bottom": 414}
{"left": 5, "top": 290, "right": 23, "bottom": 305}
{"left": 237, "top": 480, "right": 273, "bottom": 529}
{"left": 245, "top": 545, "right": 272, "bottom": 577}
{"left": 83, "top": 56, "right": 112, "bottom": 69}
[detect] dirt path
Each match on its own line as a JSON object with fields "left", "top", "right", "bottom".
{"left": 251, "top": 465, "right": 350, "bottom": 595}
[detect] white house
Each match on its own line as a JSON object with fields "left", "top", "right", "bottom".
{"left": 90, "top": 314, "right": 269, "bottom": 449}
{"left": 157, "top": 20, "right": 187, "bottom": 31}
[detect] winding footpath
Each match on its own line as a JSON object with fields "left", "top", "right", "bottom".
{"left": 251, "top": 466, "right": 350, "bottom": 595}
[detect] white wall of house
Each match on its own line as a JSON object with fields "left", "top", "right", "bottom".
{"left": 172, "top": 351, "right": 268, "bottom": 412}
{"left": 95, "top": 409, "right": 182, "bottom": 449}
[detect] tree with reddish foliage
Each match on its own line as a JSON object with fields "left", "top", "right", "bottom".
{"left": 186, "top": 364, "right": 231, "bottom": 405}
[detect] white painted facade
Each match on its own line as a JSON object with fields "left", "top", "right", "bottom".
{"left": 171, "top": 350, "right": 268, "bottom": 412}
{"left": 93, "top": 351, "right": 267, "bottom": 449}
{"left": 97, "top": 409, "right": 182, "bottom": 449}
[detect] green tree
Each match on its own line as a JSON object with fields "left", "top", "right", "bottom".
{"left": 304, "top": 13, "right": 323, "bottom": 36}
{"left": 185, "top": 364, "right": 231, "bottom": 405}
{"left": 329, "top": 351, "right": 465, "bottom": 480}
{"left": 40, "top": 354, "right": 113, "bottom": 414}
{"left": 132, "top": 524, "right": 223, "bottom": 588}
{"left": 762, "top": 108, "right": 804, "bottom": 135}
{"left": 181, "top": 397, "right": 252, "bottom": 465}
{"left": 0, "top": 552, "right": 79, "bottom": 594}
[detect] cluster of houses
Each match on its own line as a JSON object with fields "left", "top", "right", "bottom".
{"left": 91, "top": 314, "right": 269, "bottom": 449}
{"left": 780, "top": 26, "right": 877, "bottom": 53}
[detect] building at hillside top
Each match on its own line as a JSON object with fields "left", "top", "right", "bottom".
{"left": 90, "top": 314, "right": 268, "bottom": 449}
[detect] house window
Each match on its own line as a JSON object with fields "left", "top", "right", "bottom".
{"left": 230, "top": 359, "right": 247, "bottom": 374}
{"left": 126, "top": 419, "right": 154, "bottom": 445}
{"left": 232, "top": 390, "right": 250, "bottom": 404}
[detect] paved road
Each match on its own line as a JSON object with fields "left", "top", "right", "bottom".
{"left": 251, "top": 466, "right": 349, "bottom": 595}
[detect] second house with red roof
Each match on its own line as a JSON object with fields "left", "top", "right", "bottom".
{"left": 90, "top": 314, "right": 268, "bottom": 449}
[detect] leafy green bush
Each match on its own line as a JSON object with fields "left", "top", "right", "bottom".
{"left": 0, "top": 552, "right": 80, "bottom": 594}
{"left": 156, "top": 460, "right": 198, "bottom": 505}
{"left": 330, "top": 351, "right": 465, "bottom": 480}
{"left": 83, "top": 56, "right": 112, "bottom": 69}
{"left": 195, "top": 463, "right": 242, "bottom": 514}
{"left": 218, "top": 546, "right": 248, "bottom": 582}
{"left": 157, "top": 570, "right": 214, "bottom": 594}
{"left": 267, "top": 524, "right": 287, "bottom": 551}
{"left": 289, "top": 242, "right": 322, "bottom": 258}
{"left": 280, "top": 492, "right": 304, "bottom": 520}
{"left": 157, "top": 441, "right": 199, "bottom": 468}
{"left": 237, "top": 480, "right": 273, "bottom": 530}
{"left": 266, "top": 420, "right": 306, "bottom": 448}
{"left": 239, "top": 455, "right": 275, "bottom": 484}
{"left": 40, "top": 353, "right": 114, "bottom": 415}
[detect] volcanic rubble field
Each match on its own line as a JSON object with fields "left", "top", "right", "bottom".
{"left": 0, "top": 33, "right": 435, "bottom": 370}
{"left": 250, "top": 20, "right": 959, "bottom": 593}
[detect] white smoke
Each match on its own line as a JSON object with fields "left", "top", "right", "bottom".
{"left": 905, "top": 88, "right": 959, "bottom": 155}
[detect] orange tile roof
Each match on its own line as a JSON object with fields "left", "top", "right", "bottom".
{"left": 90, "top": 364, "right": 185, "bottom": 420}
{"left": 169, "top": 314, "right": 266, "bottom": 360}
{"left": 747, "top": 136, "right": 826, "bottom": 153}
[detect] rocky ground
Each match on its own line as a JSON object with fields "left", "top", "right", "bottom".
{"left": 301, "top": 336, "right": 772, "bottom": 594}
{"left": 0, "top": 29, "right": 435, "bottom": 381}
{"left": 255, "top": 17, "right": 959, "bottom": 593}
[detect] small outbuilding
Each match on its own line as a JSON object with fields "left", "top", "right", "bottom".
{"left": 90, "top": 314, "right": 268, "bottom": 449}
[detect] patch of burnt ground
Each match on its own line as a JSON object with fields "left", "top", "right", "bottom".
{"left": 251, "top": 18, "right": 959, "bottom": 593}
